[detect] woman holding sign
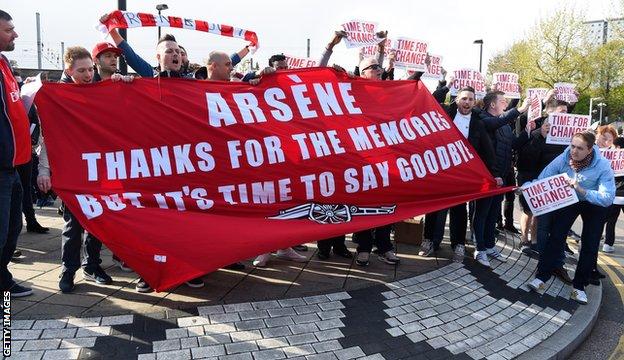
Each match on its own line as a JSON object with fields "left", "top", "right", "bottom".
{"left": 528, "top": 132, "right": 615, "bottom": 304}
{"left": 603, "top": 136, "right": 624, "bottom": 253}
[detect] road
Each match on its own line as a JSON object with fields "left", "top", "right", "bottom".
{"left": 568, "top": 212, "right": 624, "bottom": 360}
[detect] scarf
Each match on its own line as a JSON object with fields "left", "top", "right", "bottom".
{"left": 569, "top": 150, "right": 594, "bottom": 172}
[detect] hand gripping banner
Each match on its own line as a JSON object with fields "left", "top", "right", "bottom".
{"left": 97, "top": 10, "right": 259, "bottom": 50}
{"left": 35, "top": 68, "right": 510, "bottom": 291}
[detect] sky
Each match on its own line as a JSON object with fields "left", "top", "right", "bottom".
{"left": 2, "top": 0, "right": 618, "bottom": 81}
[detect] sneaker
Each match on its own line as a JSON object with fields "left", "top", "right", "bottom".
{"left": 474, "top": 251, "right": 490, "bottom": 267}
{"left": 185, "top": 277, "right": 205, "bottom": 288}
{"left": 276, "top": 248, "right": 307, "bottom": 262}
{"left": 527, "top": 278, "right": 545, "bottom": 293}
{"left": 317, "top": 251, "right": 330, "bottom": 260}
{"left": 453, "top": 245, "right": 465, "bottom": 263}
{"left": 418, "top": 240, "right": 434, "bottom": 257}
{"left": 9, "top": 284, "right": 33, "bottom": 298}
{"left": 603, "top": 244, "right": 615, "bottom": 253}
{"left": 83, "top": 266, "right": 113, "bottom": 285}
{"left": 136, "top": 278, "right": 151, "bottom": 293}
{"left": 568, "top": 229, "right": 581, "bottom": 240}
{"left": 529, "top": 243, "right": 540, "bottom": 254}
{"left": 112, "top": 255, "right": 133, "bottom": 272}
{"left": 570, "top": 288, "right": 588, "bottom": 305}
{"left": 503, "top": 224, "right": 521, "bottom": 235}
{"left": 11, "top": 249, "right": 22, "bottom": 259}
{"left": 486, "top": 247, "right": 506, "bottom": 262}
{"left": 591, "top": 269, "right": 606, "bottom": 280}
{"left": 59, "top": 271, "right": 75, "bottom": 293}
{"left": 253, "top": 253, "right": 271, "bottom": 267}
{"left": 333, "top": 247, "right": 353, "bottom": 259}
{"left": 26, "top": 222, "right": 49, "bottom": 234}
{"left": 224, "top": 262, "right": 245, "bottom": 270}
{"left": 552, "top": 267, "right": 572, "bottom": 284}
{"left": 564, "top": 244, "right": 575, "bottom": 258}
{"left": 378, "top": 250, "right": 400, "bottom": 265}
{"left": 356, "top": 252, "right": 370, "bottom": 266}
{"left": 520, "top": 241, "right": 531, "bottom": 253}
{"left": 292, "top": 244, "right": 308, "bottom": 252}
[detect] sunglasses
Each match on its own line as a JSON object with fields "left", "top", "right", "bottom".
{"left": 362, "top": 64, "right": 382, "bottom": 71}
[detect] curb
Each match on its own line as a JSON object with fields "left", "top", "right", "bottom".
{"left": 517, "top": 279, "right": 603, "bottom": 360}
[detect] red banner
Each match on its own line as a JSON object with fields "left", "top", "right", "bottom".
{"left": 35, "top": 68, "right": 508, "bottom": 291}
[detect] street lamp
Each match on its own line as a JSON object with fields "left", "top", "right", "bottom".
{"left": 473, "top": 39, "right": 483, "bottom": 73}
{"left": 597, "top": 102, "right": 607, "bottom": 125}
{"left": 589, "top": 97, "right": 602, "bottom": 118}
{"left": 156, "top": 4, "right": 168, "bottom": 40}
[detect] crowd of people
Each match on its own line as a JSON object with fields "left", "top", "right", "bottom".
{"left": 0, "top": 10, "right": 621, "bottom": 308}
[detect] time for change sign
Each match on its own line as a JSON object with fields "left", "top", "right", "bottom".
{"left": 545, "top": 113, "right": 590, "bottom": 145}
{"left": 521, "top": 173, "right": 579, "bottom": 216}
{"left": 600, "top": 148, "right": 624, "bottom": 176}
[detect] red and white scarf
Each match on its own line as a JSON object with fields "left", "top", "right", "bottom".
{"left": 97, "top": 10, "right": 259, "bottom": 51}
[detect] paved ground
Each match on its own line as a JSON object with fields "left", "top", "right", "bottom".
{"left": 3, "top": 202, "right": 606, "bottom": 359}
{"left": 569, "top": 218, "right": 624, "bottom": 360}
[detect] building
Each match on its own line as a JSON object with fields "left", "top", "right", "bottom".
{"left": 584, "top": 18, "right": 624, "bottom": 46}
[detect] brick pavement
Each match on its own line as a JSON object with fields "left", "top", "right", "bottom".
{"left": 5, "top": 204, "right": 589, "bottom": 359}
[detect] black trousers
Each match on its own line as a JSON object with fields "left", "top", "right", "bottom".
{"left": 61, "top": 207, "right": 102, "bottom": 273}
{"left": 16, "top": 160, "right": 36, "bottom": 225}
{"left": 536, "top": 202, "right": 609, "bottom": 290}
{"left": 317, "top": 235, "right": 348, "bottom": 255}
{"left": 604, "top": 204, "right": 624, "bottom": 246}
{"left": 353, "top": 225, "right": 393, "bottom": 253}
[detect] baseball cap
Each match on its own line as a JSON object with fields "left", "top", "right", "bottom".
{"left": 92, "top": 42, "right": 122, "bottom": 59}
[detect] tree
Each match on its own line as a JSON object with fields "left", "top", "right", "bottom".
{"left": 590, "top": 40, "right": 624, "bottom": 119}
{"left": 530, "top": 9, "right": 594, "bottom": 90}
{"left": 488, "top": 9, "right": 593, "bottom": 90}
{"left": 487, "top": 41, "right": 541, "bottom": 89}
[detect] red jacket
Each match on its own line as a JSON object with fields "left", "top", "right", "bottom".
{"left": 0, "top": 54, "right": 31, "bottom": 169}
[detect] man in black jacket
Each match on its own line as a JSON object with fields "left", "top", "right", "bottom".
{"left": 419, "top": 86, "right": 498, "bottom": 263}
{"left": 472, "top": 91, "right": 527, "bottom": 267}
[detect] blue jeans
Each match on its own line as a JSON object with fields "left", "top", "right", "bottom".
{"left": 536, "top": 212, "right": 565, "bottom": 268}
{"left": 473, "top": 196, "right": 496, "bottom": 251}
{"left": 0, "top": 169, "right": 23, "bottom": 290}
{"left": 536, "top": 202, "right": 609, "bottom": 290}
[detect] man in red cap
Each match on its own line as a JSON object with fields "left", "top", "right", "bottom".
{"left": 91, "top": 42, "right": 123, "bottom": 82}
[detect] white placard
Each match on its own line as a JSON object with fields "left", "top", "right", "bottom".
{"left": 554, "top": 82, "right": 577, "bottom": 103}
{"left": 545, "top": 113, "right": 590, "bottom": 145}
{"left": 527, "top": 94, "right": 542, "bottom": 122}
{"left": 521, "top": 173, "right": 579, "bottom": 216}
{"left": 449, "top": 68, "right": 486, "bottom": 99}
{"left": 526, "top": 88, "right": 549, "bottom": 102}
{"left": 492, "top": 72, "right": 520, "bottom": 99}
{"left": 20, "top": 73, "right": 42, "bottom": 113}
{"left": 421, "top": 54, "right": 444, "bottom": 80}
{"left": 600, "top": 148, "right": 624, "bottom": 177}
{"left": 284, "top": 55, "right": 317, "bottom": 69}
{"left": 360, "top": 38, "right": 392, "bottom": 57}
{"left": 391, "top": 37, "right": 428, "bottom": 71}
{"left": 340, "top": 19, "right": 383, "bottom": 48}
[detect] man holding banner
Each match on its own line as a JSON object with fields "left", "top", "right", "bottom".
{"left": 0, "top": 10, "right": 33, "bottom": 298}
{"left": 420, "top": 86, "right": 496, "bottom": 264}
{"left": 528, "top": 132, "right": 614, "bottom": 305}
